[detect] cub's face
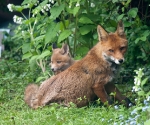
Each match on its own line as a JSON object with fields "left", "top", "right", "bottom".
{"left": 50, "top": 48, "right": 71, "bottom": 75}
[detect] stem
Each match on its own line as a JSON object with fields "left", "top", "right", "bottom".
{"left": 36, "top": 59, "right": 45, "bottom": 73}
{"left": 57, "top": 0, "right": 72, "bottom": 56}
{"left": 73, "top": 14, "right": 78, "bottom": 57}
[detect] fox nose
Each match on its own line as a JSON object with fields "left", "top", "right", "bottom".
{"left": 118, "top": 59, "right": 123, "bottom": 64}
{"left": 51, "top": 68, "right": 54, "bottom": 72}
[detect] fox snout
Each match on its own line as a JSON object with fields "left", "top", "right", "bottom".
{"left": 51, "top": 66, "right": 59, "bottom": 72}
{"left": 114, "top": 58, "right": 124, "bottom": 64}
{"left": 103, "top": 52, "right": 125, "bottom": 65}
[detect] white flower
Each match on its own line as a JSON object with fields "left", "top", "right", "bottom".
{"left": 101, "top": 118, "right": 105, "bottom": 121}
{"left": 44, "top": 6, "right": 47, "bottom": 9}
{"left": 35, "top": 20, "right": 37, "bottom": 24}
{"left": 69, "top": 5, "right": 71, "bottom": 8}
{"left": 147, "top": 96, "right": 150, "bottom": 101}
{"left": 134, "top": 77, "right": 141, "bottom": 86}
{"left": 13, "top": 15, "right": 23, "bottom": 24}
{"left": 139, "top": 68, "right": 142, "bottom": 71}
{"left": 34, "top": 10, "right": 38, "bottom": 15}
{"left": 137, "top": 79, "right": 141, "bottom": 85}
{"left": 132, "top": 86, "right": 141, "bottom": 92}
{"left": 131, "top": 110, "right": 137, "bottom": 115}
{"left": 41, "top": 9, "right": 45, "bottom": 13}
{"left": 49, "top": 0, "right": 54, "bottom": 4}
{"left": 22, "top": 31, "right": 25, "bottom": 36}
{"left": 90, "top": 3, "right": 95, "bottom": 8}
{"left": 47, "top": 4, "right": 51, "bottom": 9}
{"left": 114, "top": 105, "right": 119, "bottom": 109}
{"left": 142, "top": 106, "right": 149, "bottom": 111}
{"left": 7, "top": 4, "right": 14, "bottom": 12}
{"left": 129, "top": 103, "right": 132, "bottom": 107}
{"left": 76, "top": 2, "right": 80, "bottom": 7}
{"left": 13, "top": 15, "right": 17, "bottom": 22}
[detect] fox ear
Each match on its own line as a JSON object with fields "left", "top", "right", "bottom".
{"left": 61, "top": 43, "right": 69, "bottom": 55}
{"left": 97, "top": 25, "right": 108, "bottom": 42}
{"left": 116, "top": 20, "right": 125, "bottom": 36}
{"left": 52, "top": 43, "right": 57, "bottom": 50}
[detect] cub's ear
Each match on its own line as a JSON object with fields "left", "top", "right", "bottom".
{"left": 97, "top": 25, "right": 108, "bottom": 42}
{"left": 52, "top": 43, "right": 57, "bottom": 50}
{"left": 61, "top": 43, "right": 69, "bottom": 55}
{"left": 116, "top": 20, "right": 125, "bottom": 36}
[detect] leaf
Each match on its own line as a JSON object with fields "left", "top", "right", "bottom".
{"left": 21, "top": 0, "right": 37, "bottom": 5}
{"left": 37, "top": 50, "right": 51, "bottom": 59}
{"left": 141, "top": 78, "right": 148, "bottom": 87}
{"left": 36, "top": 76, "right": 45, "bottom": 83}
{"left": 29, "top": 55, "right": 39, "bottom": 70}
{"left": 22, "top": 43, "right": 31, "bottom": 54}
{"left": 79, "top": 25, "right": 95, "bottom": 35}
{"left": 112, "top": 0, "right": 118, "bottom": 3}
{"left": 45, "top": 22, "right": 60, "bottom": 44}
{"left": 58, "top": 30, "right": 72, "bottom": 43}
{"left": 73, "top": 7, "right": 80, "bottom": 16}
{"left": 14, "top": 6, "right": 23, "bottom": 12}
{"left": 127, "top": 8, "right": 138, "bottom": 18}
{"left": 76, "top": 47, "right": 89, "bottom": 55}
{"left": 140, "top": 30, "right": 150, "bottom": 41}
{"left": 135, "top": 38, "right": 140, "bottom": 44}
{"left": 140, "top": 36, "right": 146, "bottom": 41}
{"left": 124, "top": 21, "right": 131, "bottom": 27}
{"left": 50, "top": 4, "right": 65, "bottom": 19}
{"left": 79, "top": 16, "right": 93, "bottom": 24}
{"left": 22, "top": 52, "right": 32, "bottom": 60}
{"left": 117, "top": 14, "right": 125, "bottom": 21}
{"left": 34, "top": 35, "right": 45, "bottom": 41}
{"left": 133, "top": 106, "right": 143, "bottom": 111}
{"left": 137, "top": 90, "right": 145, "bottom": 96}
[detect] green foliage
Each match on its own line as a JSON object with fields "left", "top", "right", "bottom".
{"left": 6, "top": 0, "right": 150, "bottom": 83}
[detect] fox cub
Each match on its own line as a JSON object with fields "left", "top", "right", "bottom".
{"left": 24, "top": 43, "right": 77, "bottom": 106}
{"left": 24, "top": 20, "right": 133, "bottom": 109}
{"left": 50, "top": 43, "right": 77, "bottom": 75}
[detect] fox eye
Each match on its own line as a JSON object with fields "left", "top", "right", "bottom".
{"left": 57, "top": 61, "right": 61, "bottom": 64}
{"left": 108, "top": 49, "right": 114, "bottom": 53}
{"left": 51, "top": 61, "right": 53, "bottom": 64}
{"left": 120, "top": 46, "right": 126, "bottom": 51}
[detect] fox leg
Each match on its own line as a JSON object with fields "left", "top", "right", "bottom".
{"left": 105, "top": 82, "right": 133, "bottom": 107}
{"left": 92, "top": 83, "right": 113, "bottom": 104}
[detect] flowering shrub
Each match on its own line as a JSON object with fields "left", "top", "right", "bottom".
{"left": 132, "top": 68, "right": 149, "bottom": 97}
{"left": 7, "top": 0, "right": 140, "bottom": 82}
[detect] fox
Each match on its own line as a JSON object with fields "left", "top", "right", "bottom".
{"left": 24, "top": 20, "right": 134, "bottom": 109}
{"left": 24, "top": 43, "right": 77, "bottom": 106}
{"left": 50, "top": 43, "right": 77, "bottom": 75}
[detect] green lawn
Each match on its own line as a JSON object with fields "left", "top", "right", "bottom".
{"left": 0, "top": 59, "right": 150, "bottom": 125}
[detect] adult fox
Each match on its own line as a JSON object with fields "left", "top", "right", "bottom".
{"left": 24, "top": 20, "right": 133, "bottom": 109}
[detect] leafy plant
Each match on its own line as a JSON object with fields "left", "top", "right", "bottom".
{"left": 7, "top": 0, "right": 149, "bottom": 82}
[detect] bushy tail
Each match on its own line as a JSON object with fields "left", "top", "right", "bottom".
{"left": 24, "top": 84, "right": 39, "bottom": 109}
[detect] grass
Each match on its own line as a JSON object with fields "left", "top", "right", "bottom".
{"left": 0, "top": 59, "right": 150, "bottom": 125}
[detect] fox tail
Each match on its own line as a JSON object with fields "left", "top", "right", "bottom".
{"left": 24, "top": 84, "right": 39, "bottom": 109}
